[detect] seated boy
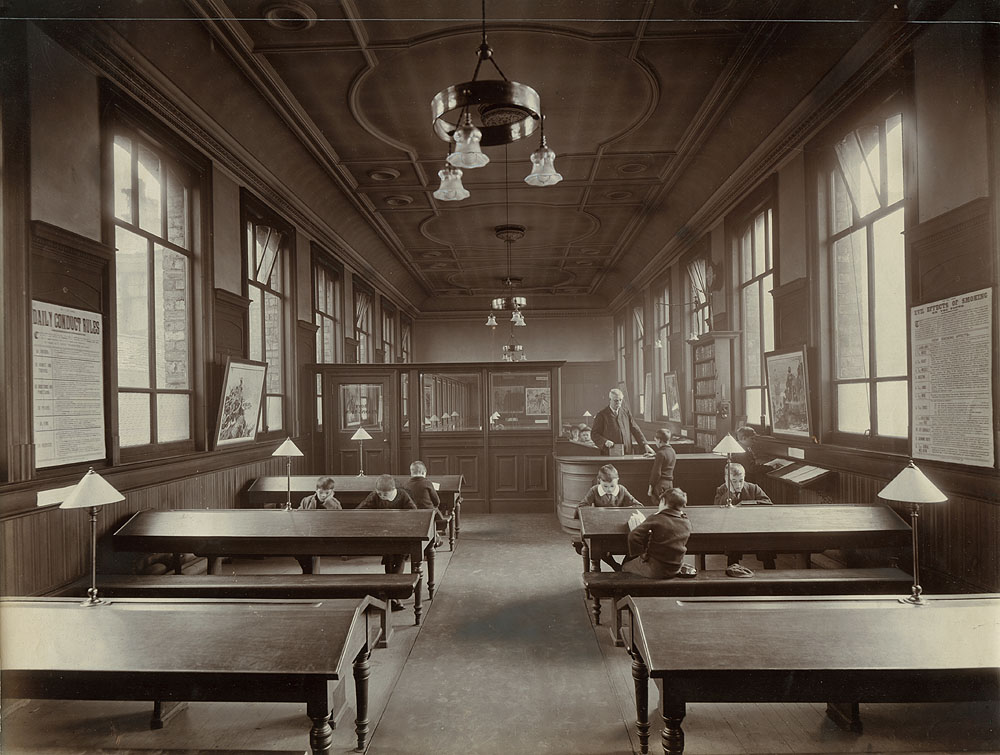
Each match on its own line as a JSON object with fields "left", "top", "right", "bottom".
{"left": 293, "top": 476, "right": 342, "bottom": 574}
{"left": 358, "top": 474, "right": 417, "bottom": 610}
{"left": 403, "top": 460, "right": 445, "bottom": 548}
{"left": 578, "top": 464, "right": 642, "bottom": 571}
{"left": 712, "top": 462, "right": 773, "bottom": 577}
{"left": 298, "top": 475, "right": 342, "bottom": 510}
{"left": 622, "top": 488, "right": 696, "bottom": 579}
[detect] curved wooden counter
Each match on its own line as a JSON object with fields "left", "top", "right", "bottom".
{"left": 555, "top": 453, "right": 727, "bottom": 534}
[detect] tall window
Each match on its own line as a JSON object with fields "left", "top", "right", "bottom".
{"left": 354, "top": 284, "right": 374, "bottom": 364}
{"left": 244, "top": 197, "right": 291, "bottom": 434}
{"left": 825, "top": 111, "right": 907, "bottom": 441}
{"left": 313, "top": 258, "right": 343, "bottom": 426}
{"left": 654, "top": 278, "right": 671, "bottom": 417}
{"left": 112, "top": 125, "right": 197, "bottom": 453}
{"left": 400, "top": 316, "right": 413, "bottom": 363}
{"left": 632, "top": 304, "right": 645, "bottom": 413}
{"left": 381, "top": 300, "right": 397, "bottom": 363}
{"left": 739, "top": 207, "right": 775, "bottom": 427}
{"left": 615, "top": 317, "right": 626, "bottom": 386}
{"left": 687, "top": 258, "right": 710, "bottom": 339}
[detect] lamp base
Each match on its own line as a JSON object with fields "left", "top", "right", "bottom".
{"left": 899, "top": 594, "right": 928, "bottom": 605}
{"left": 82, "top": 587, "right": 105, "bottom": 607}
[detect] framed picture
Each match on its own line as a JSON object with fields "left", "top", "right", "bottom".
{"left": 663, "top": 372, "right": 682, "bottom": 423}
{"left": 765, "top": 346, "right": 812, "bottom": 439}
{"left": 525, "top": 386, "right": 551, "bottom": 416}
{"left": 214, "top": 358, "right": 266, "bottom": 448}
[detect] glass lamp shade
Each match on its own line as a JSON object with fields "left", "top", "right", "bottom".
{"left": 433, "top": 165, "right": 470, "bottom": 201}
{"left": 447, "top": 113, "right": 490, "bottom": 169}
{"left": 878, "top": 461, "right": 947, "bottom": 503}
{"left": 485, "top": 312, "right": 497, "bottom": 327}
{"left": 272, "top": 437, "right": 303, "bottom": 457}
{"left": 524, "top": 137, "right": 562, "bottom": 186}
{"left": 350, "top": 426, "right": 373, "bottom": 442}
{"left": 60, "top": 468, "right": 125, "bottom": 509}
{"left": 712, "top": 433, "right": 744, "bottom": 456}
{"left": 513, "top": 311, "right": 526, "bottom": 326}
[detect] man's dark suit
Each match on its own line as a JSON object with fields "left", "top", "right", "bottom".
{"left": 591, "top": 405, "right": 648, "bottom": 455}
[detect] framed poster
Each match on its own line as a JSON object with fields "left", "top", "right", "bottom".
{"left": 214, "top": 358, "right": 266, "bottom": 448}
{"left": 525, "top": 386, "right": 551, "bottom": 416}
{"left": 765, "top": 346, "right": 812, "bottom": 439}
{"left": 663, "top": 372, "right": 682, "bottom": 423}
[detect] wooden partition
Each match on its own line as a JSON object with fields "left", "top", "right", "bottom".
{"left": 312, "top": 362, "right": 563, "bottom": 514}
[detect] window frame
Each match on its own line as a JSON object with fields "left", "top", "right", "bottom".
{"left": 104, "top": 93, "right": 210, "bottom": 463}
{"left": 312, "top": 249, "right": 344, "bottom": 429}
{"left": 653, "top": 275, "right": 672, "bottom": 420}
{"left": 240, "top": 190, "right": 295, "bottom": 441}
{"left": 813, "top": 93, "right": 913, "bottom": 453}
{"left": 734, "top": 199, "right": 776, "bottom": 432}
{"left": 381, "top": 297, "right": 397, "bottom": 364}
{"left": 353, "top": 280, "right": 375, "bottom": 365}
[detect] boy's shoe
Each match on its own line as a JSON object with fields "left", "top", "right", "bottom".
{"left": 678, "top": 564, "right": 698, "bottom": 578}
{"left": 725, "top": 563, "right": 754, "bottom": 578}
{"left": 390, "top": 600, "right": 406, "bottom": 611}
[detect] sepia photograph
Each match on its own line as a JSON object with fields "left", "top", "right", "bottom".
{"left": 1, "top": 3, "right": 996, "bottom": 755}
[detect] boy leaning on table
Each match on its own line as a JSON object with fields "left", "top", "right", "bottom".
{"left": 358, "top": 474, "right": 418, "bottom": 611}
{"left": 577, "top": 464, "right": 643, "bottom": 572}
{"left": 293, "top": 476, "right": 342, "bottom": 575}
{"left": 621, "top": 488, "right": 697, "bottom": 579}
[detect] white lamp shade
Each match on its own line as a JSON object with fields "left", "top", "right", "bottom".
{"left": 450, "top": 411, "right": 460, "bottom": 418}
{"left": 583, "top": 410, "right": 592, "bottom": 417}
{"left": 490, "top": 411, "right": 501, "bottom": 421}
{"left": 878, "top": 461, "right": 947, "bottom": 503}
{"left": 485, "top": 313, "right": 497, "bottom": 327}
{"left": 447, "top": 113, "right": 489, "bottom": 169}
{"left": 524, "top": 139, "right": 562, "bottom": 186}
{"left": 60, "top": 468, "right": 125, "bottom": 509}
{"left": 712, "top": 433, "right": 744, "bottom": 456}
{"left": 272, "top": 437, "right": 304, "bottom": 457}
{"left": 351, "top": 427, "right": 373, "bottom": 442}
{"left": 433, "top": 165, "right": 470, "bottom": 201}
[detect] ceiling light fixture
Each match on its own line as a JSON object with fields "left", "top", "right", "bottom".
{"left": 486, "top": 148, "right": 528, "bottom": 333}
{"left": 431, "top": 0, "right": 561, "bottom": 196}
{"left": 433, "top": 144, "right": 470, "bottom": 202}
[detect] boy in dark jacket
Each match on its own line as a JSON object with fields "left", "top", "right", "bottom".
{"left": 623, "top": 488, "right": 695, "bottom": 579}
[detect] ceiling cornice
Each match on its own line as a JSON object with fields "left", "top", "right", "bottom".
{"left": 184, "top": 0, "right": 430, "bottom": 296}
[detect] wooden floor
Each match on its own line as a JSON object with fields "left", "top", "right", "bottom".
{"left": 3, "top": 513, "right": 998, "bottom": 754}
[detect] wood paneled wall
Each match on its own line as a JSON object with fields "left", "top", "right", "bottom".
{"left": 837, "top": 470, "right": 999, "bottom": 593}
{"left": 1, "top": 458, "right": 284, "bottom": 596}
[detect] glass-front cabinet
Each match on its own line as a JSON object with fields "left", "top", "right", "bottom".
{"left": 312, "top": 362, "right": 562, "bottom": 513}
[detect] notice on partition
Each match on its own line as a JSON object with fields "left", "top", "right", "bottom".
{"left": 32, "top": 301, "right": 106, "bottom": 468}
{"left": 911, "top": 288, "right": 993, "bottom": 467}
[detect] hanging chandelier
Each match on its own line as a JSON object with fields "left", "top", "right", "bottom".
{"left": 431, "top": 0, "right": 561, "bottom": 200}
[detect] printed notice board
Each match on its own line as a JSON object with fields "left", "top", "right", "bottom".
{"left": 32, "top": 301, "right": 106, "bottom": 468}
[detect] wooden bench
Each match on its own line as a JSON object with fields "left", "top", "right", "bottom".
{"left": 60, "top": 573, "right": 418, "bottom": 649}
{"left": 584, "top": 567, "right": 913, "bottom": 646}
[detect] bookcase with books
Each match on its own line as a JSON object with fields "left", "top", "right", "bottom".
{"left": 691, "top": 332, "right": 738, "bottom": 451}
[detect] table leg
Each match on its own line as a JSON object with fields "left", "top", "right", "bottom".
{"left": 448, "top": 515, "right": 456, "bottom": 551}
{"left": 426, "top": 542, "right": 436, "bottom": 599}
{"left": 305, "top": 698, "right": 333, "bottom": 755}
{"left": 173, "top": 553, "right": 184, "bottom": 574}
{"left": 454, "top": 499, "right": 461, "bottom": 535}
{"left": 661, "top": 699, "right": 686, "bottom": 755}
{"left": 206, "top": 556, "right": 221, "bottom": 575}
{"left": 353, "top": 646, "right": 372, "bottom": 752}
{"left": 411, "top": 558, "right": 424, "bottom": 625}
{"left": 632, "top": 651, "right": 650, "bottom": 754}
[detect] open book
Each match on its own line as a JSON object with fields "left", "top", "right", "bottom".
{"left": 627, "top": 508, "right": 648, "bottom": 530}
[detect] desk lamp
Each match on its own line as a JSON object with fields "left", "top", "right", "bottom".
{"left": 60, "top": 468, "right": 125, "bottom": 606}
{"left": 351, "top": 426, "right": 373, "bottom": 476}
{"left": 878, "top": 460, "right": 947, "bottom": 605}
{"left": 712, "top": 433, "right": 745, "bottom": 506}
{"left": 272, "top": 437, "right": 304, "bottom": 510}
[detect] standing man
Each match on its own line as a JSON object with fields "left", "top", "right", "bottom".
{"left": 591, "top": 388, "right": 654, "bottom": 457}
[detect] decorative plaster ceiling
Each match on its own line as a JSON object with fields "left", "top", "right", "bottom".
{"left": 201, "top": 1, "right": 888, "bottom": 314}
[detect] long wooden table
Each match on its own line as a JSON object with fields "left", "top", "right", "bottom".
{"left": 0, "top": 597, "right": 383, "bottom": 754}
{"left": 245, "top": 474, "right": 463, "bottom": 548}
{"left": 622, "top": 594, "right": 1000, "bottom": 754}
{"left": 114, "top": 509, "right": 437, "bottom": 623}
{"left": 577, "top": 503, "right": 911, "bottom": 571}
